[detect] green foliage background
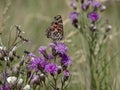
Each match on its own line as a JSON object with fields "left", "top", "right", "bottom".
{"left": 0, "top": 0, "right": 120, "bottom": 90}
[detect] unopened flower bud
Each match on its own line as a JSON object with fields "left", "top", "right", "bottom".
{"left": 100, "top": 5, "right": 106, "bottom": 12}
{"left": 81, "top": 1, "right": 91, "bottom": 11}
{"left": 63, "top": 70, "right": 70, "bottom": 82}
{"left": 57, "top": 66, "right": 62, "bottom": 74}
{"left": 40, "top": 74, "right": 45, "bottom": 82}
{"left": 90, "top": 24, "right": 97, "bottom": 32}
{"left": 70, "top": 0, "right": 77, "bottom": 10}
{"left": 23, "top": 84, "right": 30, "bottom": 90}
{"left": 12, "top": 46, "right": 17, "bottom": 52}
{"left": 51, "top": 48, "right": 57, "bottom": 57}
{"left": 0, "top": 46, "right": 6, "bottom": 50}
{"left": 17, "top": 78, "right": 23, "bottom": 85}
{"left": 7, "top": 76, "right": 17, "bottom": 85}
{"left": 9, "top": 51, "right": 14, "bottom": 61}
{"left": 38, "top": 46, "right": 47, "bottom": 54}
{"left": 72, "top": 19, "right": 79, "bottom": 28}
{"left": 30, "top": 75, "right": 40, "bottom": 85}
{"left": 1, "top": 84, "right": 10, "bottom": 90}
{"left": 106, "top": 25, "right": 112, "bottom": 32}
{"left": 17, "top": 78, "right": 23, "bottom": 89}
{"left": 0, "top": 48, "right": 8, "bottom": 60}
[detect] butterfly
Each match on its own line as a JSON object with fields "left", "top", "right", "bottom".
{"left": 46, "top": 15, "right": 63, "bottom": 41}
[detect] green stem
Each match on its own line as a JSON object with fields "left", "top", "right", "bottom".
{"left": 52, "top": 75, "right": 59, "bottom": 90}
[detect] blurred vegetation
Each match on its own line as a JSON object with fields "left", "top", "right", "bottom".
{"left": 0, "top": 0, "right": 120, "bottom": 90}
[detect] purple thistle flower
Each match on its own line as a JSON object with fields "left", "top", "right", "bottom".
{"left": 60, "top": 54, "right": 72, "bottom": 67}
{"left": 69, "top": 12, "right": 79, "bottom": 28}
{"left": 38, "top": 46, "right": 47, "bottom": 54}
{"left": 39, "top": 58, "right": 47, "bottom": 68}
{"left": 27, "top": 58, "right": 39, "bottom": 72}
{"left": 30, "top": 75, "right": 40, "bottom": 85}
{"left": 0, "top": 84, "right": 10, "bottom": 90}
{"left": 81, "top": 1, "right": 91, "bottom": 11}
{"left": 55, "top": 43, "right": 67, "bottom": 54}
{"left": 63, "top": 70, "right": 70, "bottom": 81}
{"left": 28, "top": 53, "right": 36, "bottom": 58}
{"left": 64, "top": 70, "right": 70, "bottom": 77}
{"left": 38, "top": 46, "right": 50, "bottom": 59}
{"left": 27, "top": 57, "right": 47, "bottom": 72}
{"left": 69, "top": 12, "right": 78, "bottom": 22}
{"left": 92, "top": 1, "right": 101, "bottom": 8}
{"left": 45, "top": 54, "right": 54, "bottom": 60}
{"left": 88, "top": 12, "right": 99, "bottom": 22}
{"left": 45, "top": 63, "right": 58, "bottom": 75}
{"left": 49, "top": 42, "right": 55, "bottom": 48}
{"left": 50, "top": 42, "right": 67, "bottom": 55}
{"left": 70, "top": 0, "right": 77, "bottom": 10}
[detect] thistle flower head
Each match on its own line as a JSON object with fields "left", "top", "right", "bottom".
{"left": 70, "top": 0, "right": 77, "bottom": 10}
{"left": 69, "top": 12, "right": 78, "bottom": 22}
{"left": 45, "top": 63, "right": 58, "bottom": 75}
{"left": 60, "top": 54, "right": 72, "bottom": 67}
{"left": 88, "top": 12, "right": 99, "bottom": 22}
{"left": 30, "top": 75, "right": 40, "bottom": 85}
{"left": 27, "top": 57, "right": 46, "bottom": 72}
{"left": 23, "top": 84, "right": 31, "bottom": 90}
{"left": 81, "top": 1, "right": 91, "bottom": 11}
{"left": 0, "top": 84, "right": 10, "bottom": 90}
{"left": 27, "top": 53, "right": 36, "bottom": 61}
{"left": 64, "top": 70, "right": 70, "bottom": 77}
{"left": 92, "top": 1, "right": 101, "bottom": 8}
{"left": 38, "top": 46, "right": 47, "bottom": 54}
{"left": 63, "top": 70, "right": 70, "bottom": 81}
{"left": 50, "top": 42, "right": 67, "bottom": 55}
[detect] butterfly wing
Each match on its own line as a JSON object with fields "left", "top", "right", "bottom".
{"left": 46, "top": 15, "right": 63, "bottom": 41}
{"left": 54, "top": 15, "right": 63, "bottom": 30}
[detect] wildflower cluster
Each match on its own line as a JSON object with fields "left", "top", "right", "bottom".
{"left": 0, "top": 25, "right": 29, "bottom": 90}
{"left": 0, "top": 25, "right": 72, "bottom": 90}
{"left": 26, "top": 42, "right": 71, "bottom": 90}
{"left": 69, "top": 0, "right": 108, "bottom": 30}
{"left": 69, "top": 0, "right": 112, "bottom": 90}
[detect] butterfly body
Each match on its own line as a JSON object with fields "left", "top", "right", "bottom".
{"left": 46, "top": 15, "right": 63, "bottom": 41}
